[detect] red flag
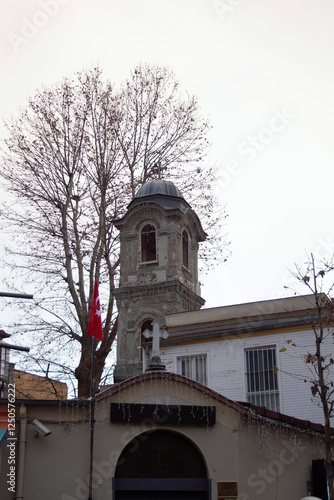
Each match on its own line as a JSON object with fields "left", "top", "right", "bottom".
{"left": 87, "top": 281, "right": 103, "bottom": 341}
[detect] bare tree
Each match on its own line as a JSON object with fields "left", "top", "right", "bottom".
{"left": 290, "top": 254, "right": 334, "bottom": 499}
{"left": 0, "top": 65, "right": 227, "bottom": 397}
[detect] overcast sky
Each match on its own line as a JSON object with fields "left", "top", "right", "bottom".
{"left": 1, "top": 0, "right": 334, "bottom": 311}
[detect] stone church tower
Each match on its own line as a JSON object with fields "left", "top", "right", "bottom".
{"left": 113, "top": 179, "right": 206, "bottom": 382}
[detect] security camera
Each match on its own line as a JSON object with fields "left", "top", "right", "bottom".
{"left": 32, "top": 419, "right": 52, "bottom": 437}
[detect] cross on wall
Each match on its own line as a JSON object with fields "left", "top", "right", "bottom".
{"left": 143, "top": 320, "right": 168, "bottom": 357}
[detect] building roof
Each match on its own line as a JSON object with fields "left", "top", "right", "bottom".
{"left": 166, "top": 294, "right": 319, "bottom": 330}
{"left": 127, "top": 179, "right": 191, "bottom": 213}
{"left": 160, "top": 295, "right": 327, "bottom": 347}
{"left": 113, "top": 178, "right": 207, "bottom": 241}
{"left": 136, "top": 179, "right": 183, "bottom": 198}
{"left": 162, "top": 294, "right": 325, "bottom": 345}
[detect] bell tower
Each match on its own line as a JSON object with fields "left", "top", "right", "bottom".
{"left": 113, "top": 179, "right": 206, "bottom": 382}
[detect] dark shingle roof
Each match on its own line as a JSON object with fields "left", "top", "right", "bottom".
{"left": 127, "top": 179, "right": 190, "bottom": 212}
{"left": 136, "top": 180, "right": 183, "bottom": 198}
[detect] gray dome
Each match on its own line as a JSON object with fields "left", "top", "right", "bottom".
{"left": 128, "top": 179, "right": 190, "bottom": 212}
{"left": 135, "top": 180, "right": 182, "bottom": 199}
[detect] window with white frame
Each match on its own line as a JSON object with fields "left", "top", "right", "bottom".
{"left": 245, "top": 346, "right": 280, "bottom": 411}
{"left": 177, "top": 354, "right": 207, "bottom": 385}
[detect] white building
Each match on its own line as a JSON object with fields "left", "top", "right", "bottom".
{"left": 160, "top": 294, "right": 333, "bottom": 425}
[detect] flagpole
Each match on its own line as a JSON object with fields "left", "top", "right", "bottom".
{"left": 86, "top": 280, "right": 103, "bottom": 500}
{"left": 88, "top": 336, "right": 96, "bottom": 500}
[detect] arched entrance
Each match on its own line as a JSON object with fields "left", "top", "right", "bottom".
{"left": 113, "top": 429, "right": 210, "bottom": 500}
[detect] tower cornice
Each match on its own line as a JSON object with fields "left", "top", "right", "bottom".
{"left": 113, "top": 279, "right": 205, "bottom": 311}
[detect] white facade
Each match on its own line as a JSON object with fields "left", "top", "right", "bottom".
{"left": 159, "top": 295, "right": 334, "bottom": 426}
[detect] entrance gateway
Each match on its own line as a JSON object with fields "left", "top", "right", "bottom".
{"left": 113, "top": 430, "right": 211, "bottom": 500}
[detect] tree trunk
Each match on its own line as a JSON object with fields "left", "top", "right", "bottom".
{"left": 75, "top": 319, "right": 118, "bottom": 398}
{"left": 313, "top": 266, "right": 334, "bottom": 500}
{"left": 75, "top": 335, "right": 94, "bottom": 398}
{"left": 320, "top": 389, "right": 334, "bottom": 499}
{"left": 325, "top": 439, "right": 334, "bottom": 500}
